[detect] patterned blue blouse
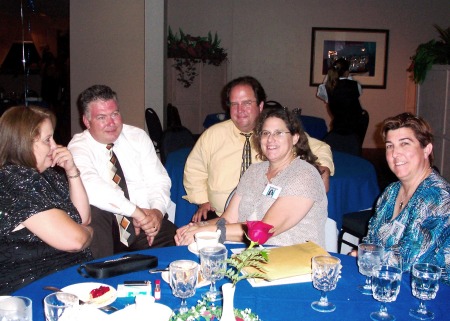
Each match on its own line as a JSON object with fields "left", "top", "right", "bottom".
{"left": 367, "top": 170, "right": 450, "bottom": 284}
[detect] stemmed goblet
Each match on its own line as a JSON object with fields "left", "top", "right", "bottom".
{"left": 409, "top": 263, "right": 441, "bottom": 320}
{"left": 358, "top": 243, "right": 384, "bottom": 295}
{"left": 311, "top": 255, "right": 341, "bottom": 313}
{"left": 169, "top": 260, "right": 199, "bottom": 314}
{"left": 383, "top": 245, "right": 403, "bottom": 271}
{"left": 199, "top": 244, "right": 228, "bottom": 302}
{"left": 370, "top": 265, "right": 402, "bottom": 321}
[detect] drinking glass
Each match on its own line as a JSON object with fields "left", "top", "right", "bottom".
{"left": 44, "top": 292, "right": 79, "bottom": 321}
{"left": 409, "top": 263, "right": 441, "bottom": 320}
{"left": 0, "top": 296, "right": 32, "bottom": 321}
{"left": 358, "top": 243, "right": 384, "bottom": 295}
{"left": 311, "top": 255, "right": 341, "bottom": 312}
{"left": 199, "top": 244, "right": 228, "bottom": 302}
{"left": 383, "top": 245, "right": 403, "bottom": 271}
{"left": 371, "top": 265, "right": 402, "bottom": 321}
{"left": 169, "top": 260, "right": 199, "bottom": 314}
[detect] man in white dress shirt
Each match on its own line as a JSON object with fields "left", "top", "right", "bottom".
{"left": 69, "top": 85, "right": 176, "bottom": 258}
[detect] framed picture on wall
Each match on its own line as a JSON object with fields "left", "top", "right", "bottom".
{"left": 310, "top": 27, "right": 389, "bottom": 89}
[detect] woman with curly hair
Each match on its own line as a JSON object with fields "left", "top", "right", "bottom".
{"left": 176, "top": 108, "right": 327, "bottom": 247}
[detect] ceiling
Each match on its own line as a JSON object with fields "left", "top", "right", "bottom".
{"left": 0, "top": 0, "right": 69, "bottom": 19}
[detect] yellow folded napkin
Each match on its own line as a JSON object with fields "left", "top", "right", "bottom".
{"left": 243, "top": 242, "right": 329, "bottom": 282}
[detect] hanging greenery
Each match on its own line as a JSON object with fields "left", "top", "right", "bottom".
{"left": 167, "top": 27, "right": 228, "bottom": 88}
{"left": 408, "top": 24, "right": 450, "bottom": 84}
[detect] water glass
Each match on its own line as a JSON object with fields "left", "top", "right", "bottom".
{"left": 0, "top": 296, "right": 32, "bottom": 321}
{"left": 358, "top": 243, "right": 384, "bottom": 295}
{"left": 383, "top": 245, "right": 403, "bottom": 271}
{"left": 44, "top": 292, "right": 79, "bottom": 321}
{"left": 169, "top": 260, "right": 199, "bottom": 314}
{"left": 409, "top": 263, "right": 441, "bottom": 320}
{"left": 199, "top": 244, "right": 228, "bottom": 302}
{"left": 311, "top": 255, "right": 341, "bottom": 312}
{"left": 371, "top": 265, "right": 402, "bottom": 321}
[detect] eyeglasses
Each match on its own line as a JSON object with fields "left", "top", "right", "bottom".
{"left": 229, "top": 100, "right": 257, "bottom": 109}
{"left": 259, "top": 130, "right": 291, "bottom": 139}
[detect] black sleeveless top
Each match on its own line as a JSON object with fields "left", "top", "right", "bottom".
{"left": 0, "top": 164, "right": 93, "bottom": 294}
{"left": 327, "top": 79, "right": 363, "bottom": 135}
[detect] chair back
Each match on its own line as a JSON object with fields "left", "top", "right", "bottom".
{"left": 160, "top": 126, "right": 196, "bottom": 164}
{"left": 167, "top": 103, "right": 182, "bottom": 129}
{"left": 145, "top": 107, "right": 163, "bottom": 152}
{"left": 224, "top": 187, "right": 236, "bottom": 210}
{"left": 264, "top": 100, "right": 284, "bottom": 110}
{"left": 323, "top": 131, "right": 361, "bottom": 156}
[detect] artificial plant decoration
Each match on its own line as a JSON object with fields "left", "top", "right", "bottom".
{"left": 167, "top": 27, "right": 228, "bottom": 88}
{"left": 408, "top": 24, "right": 450, "bottom": 84}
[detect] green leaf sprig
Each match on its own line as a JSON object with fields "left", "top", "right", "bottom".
{"left": 225, "top": 240, "right": 270, "bottom": 287}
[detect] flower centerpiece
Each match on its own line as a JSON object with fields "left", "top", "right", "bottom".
{"left": 167, "top": 27, "right": 228, "bottom": 88}
{"left": 169, "top": 221, "right": 274, "bottom": 321}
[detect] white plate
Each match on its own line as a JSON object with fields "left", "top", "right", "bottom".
{"left": 108, "top": 303, "right": 172, "bottom": 321}
{"left": 61, "top": 282, "right": 117, "bottom": 308}
{"left": 188, "top": 242, "right": 199, "bottom": 255}
{"left": 161, "top": 271, "right": 210, "bottom": 288}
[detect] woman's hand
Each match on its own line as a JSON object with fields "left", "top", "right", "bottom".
{"left": 175, "top": 222, "right": 213, "bottom": 245}
{"left": 52, "top": 145, "right": 78, "bottom": 175}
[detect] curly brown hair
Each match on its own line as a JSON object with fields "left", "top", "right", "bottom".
{"left": 253, "top": 108, "right": 320, "bottom": 172}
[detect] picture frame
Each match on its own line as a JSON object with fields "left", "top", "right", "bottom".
{"left": 310, "top": 27, "right": 389, "bottom": 89}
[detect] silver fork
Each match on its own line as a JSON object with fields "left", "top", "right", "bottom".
{"left": 43, "top": 286, "right": 118, "bottom": 312}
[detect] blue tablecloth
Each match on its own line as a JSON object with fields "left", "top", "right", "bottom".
{"left": 203, "top": 113, "right": 229, "bottom": 129}
{"left": 165, "top": 149, "right": 380, "bottom": 231}
{"left": 13, "top": 244, "right": 450, "bottom": 321}
{"left": 165, "top": 148, "right": 198, "bottom": 228}
{"left": 299, "top": 115, "right": 328, "bottom": 140}
{"left": 329, "top": 151, "right": 380, "bottom": 230}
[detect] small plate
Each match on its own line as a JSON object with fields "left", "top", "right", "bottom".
{"left": 61, "top": 282, "right": 117, "bottom": 308}
{"left": 109, "top": 303, "right": 172, "bottom": 321}
{"left": 188, "top": 243, "right": 199, "bottom": 255}
{"left": 161, "top": 271, "right": 210, "bottom": 288}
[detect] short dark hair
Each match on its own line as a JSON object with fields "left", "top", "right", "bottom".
{"left": 253, "top": 108, "right": 320, "bottom": 171}
{"left": 0, "top": 105, "right": 56, "bottom": 168}
{"left": 224, "top": 76, "right": 267, "bottom": 107}
{"left": 77, "top": 85, "right": 118, "bottom": 119}
{"left": 381, "top": 112, "right": 434, "bottom": 165}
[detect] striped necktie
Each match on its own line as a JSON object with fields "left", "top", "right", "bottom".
{"left": 240, "top": 133, "right": 252, "bottom": 178}
{"left": 106, "top": 143, "right": 136, "bottom": 246}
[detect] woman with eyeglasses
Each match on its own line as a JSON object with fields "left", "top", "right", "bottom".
{"left": 175, "top": 108, "right": 327, "bottom": 247}
{"left": 364, "top": 113, "right": 450, "bottom": 284}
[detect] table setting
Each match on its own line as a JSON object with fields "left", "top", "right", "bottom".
{"left": 9, "top": 221, "right": 450, "bottom": 321}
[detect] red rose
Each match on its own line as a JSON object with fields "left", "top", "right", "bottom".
{"left": 246, "top": 221, "right": 274, "bottom": 245}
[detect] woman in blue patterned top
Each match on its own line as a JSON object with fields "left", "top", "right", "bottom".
{"left": 366, "top": 113, "right": 450, "bottom": 284}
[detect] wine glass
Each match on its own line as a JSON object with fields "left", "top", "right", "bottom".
{"left": 409, "top": 263, "right": 441, "bottom": 320}
{"left": 311, "top": 255, "right": 341, "bottom": 312}
{"left": 370, "top": 265, "right": 402, "bottom": 321}
{"left": 199, "top": 244, "right": 228, "bottom": 302}
{"left": 358, "top": 243, "right": 384, "bottom": 295}
{"left": 169, "top": 260, "right": 199, "bottom": 314}
{"left": 383, "top": 245, "right": 403, "bottom": 271}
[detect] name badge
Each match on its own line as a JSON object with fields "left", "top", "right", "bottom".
{"left": 390, "top": 221, "right": 405, "bottom": 242}
{"left": 262, "top": 183, "right": 282, "bottom": 199}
